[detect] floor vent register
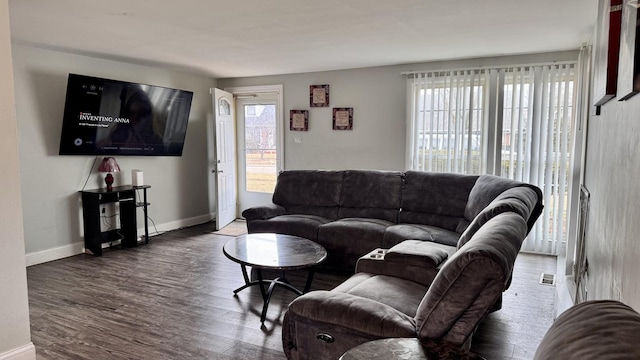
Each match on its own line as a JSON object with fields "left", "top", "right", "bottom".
{"left": 539, "top": 273, "right": 556, "bottom": 286}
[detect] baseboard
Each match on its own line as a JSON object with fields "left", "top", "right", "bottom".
{"left": 25, "top": 242, "right": 85, "bottom": 267}
{"left": 555, "top": 255, "right": 576, "bottom": 318}
{"left": 149, "top": 213, "right": 214, "bottom": 234}
{"left": 0, "top": 343, "right": 36, "bottom": 360}
{"left": 25, "top": 213, "right": 216, "bottom": 267}
{"left": 556, "top": 275, "right": 576, "bottom": 317}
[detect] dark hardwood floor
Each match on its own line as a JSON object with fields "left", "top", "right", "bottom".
{"left": 27, "top": 221, "right": 556, "bottom": 360}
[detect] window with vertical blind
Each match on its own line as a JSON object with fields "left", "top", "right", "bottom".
{"left": 406, "top": 62, "right": 578, "bottom": 255}
{"left": 406, "top": 69, "right": 487, "bottom": 174}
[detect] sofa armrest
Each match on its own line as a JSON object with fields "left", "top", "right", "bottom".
{"left": 385, "top": 240, "right": 449, "bottom": 268}
{"left": 355, "top": 241, "right": 453, "bottom": 286}
{"left": 287, "top": 290, "right": 417, "bottom": 338}
{"left": 241, "top": 203, "right": 286, "bottom": 220}
{"left": 534, "top": 300, "right": 640, "bottom": 360}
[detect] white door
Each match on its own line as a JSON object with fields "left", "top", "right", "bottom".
{"left": 234, "top": 89, "right": 283, "bottom": 212}
{"left": 213, "top": 88, "right": 237, "bottom": 230}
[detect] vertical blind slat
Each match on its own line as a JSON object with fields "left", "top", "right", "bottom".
{"left": 420, "top": 74, "right": 427, "bottom": 170}
{"left": 467, "top": 71, "right": 475, "bottom": 170}
{"left": 516, "top": 68, "right": 526, "bottom": 182}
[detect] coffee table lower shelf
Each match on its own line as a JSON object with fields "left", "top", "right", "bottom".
{"left": 233, "top": 264, "right": 316, "bottom": 323}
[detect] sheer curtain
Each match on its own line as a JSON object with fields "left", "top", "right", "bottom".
{"left": 406, "top": 62, "right": 578, "bottom": 255}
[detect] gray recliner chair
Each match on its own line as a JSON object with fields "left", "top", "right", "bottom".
{"left": 282, "top": 212, "right": 528, "bottom": 360}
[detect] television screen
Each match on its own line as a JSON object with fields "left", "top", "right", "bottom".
{"left": 58, "top": 74, "right": 193, "bottom": 156}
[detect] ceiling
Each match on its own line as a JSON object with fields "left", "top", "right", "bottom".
{"left": 8, "top": 0, "right": 598, "bottom": 78}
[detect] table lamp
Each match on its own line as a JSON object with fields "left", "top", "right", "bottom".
{"left": 98, "top": 157, "right": 121, "bottom": 191}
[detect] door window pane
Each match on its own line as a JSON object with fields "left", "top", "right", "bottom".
{"left": 244, "top": 104, "right": 277, "bottom": 193}
{"left": 218, "top": 98, "right": 230, "bottom": 116}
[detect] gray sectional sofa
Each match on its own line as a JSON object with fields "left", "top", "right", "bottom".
{"left": 242, "top": 169, "right": 543, "bottom": 359}
{"left": 242, "top": 169, "right": 543, "bottom": 271}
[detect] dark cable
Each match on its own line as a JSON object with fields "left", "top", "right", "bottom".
{"left": 148, "top": 215, "right": 160, "bottom": 235}
{"left": 135, "top": 188, "right": 161, "bottom": 236}
{"left": 81, "top": 156, "right": 99, "bottom": 191}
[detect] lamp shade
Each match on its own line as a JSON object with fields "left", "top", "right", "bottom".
{"left": 98, "top": 157, "right": 121, "bottom": 173}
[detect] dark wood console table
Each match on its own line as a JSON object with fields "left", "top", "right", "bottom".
{"left": 80, "top": 185, "right": 150, "bottom": 256}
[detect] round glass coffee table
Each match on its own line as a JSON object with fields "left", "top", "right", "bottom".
{"left": 223, "top": 233, "right": 327, "bottom": 323}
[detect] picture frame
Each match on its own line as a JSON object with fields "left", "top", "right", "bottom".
{"left": 617, "top": 0, "right": 640, "bottom": 100}
{"left": 593, "top": 0, "right": 623, "bottom": 107}
{"left": 289, "top": 110, "right": 309, "bottom": 131}
{"left": 310, "top": 84, "right": 330, "bottom": 107}
{"left": 332, "top": 108, "right": 353, "bottom": 130}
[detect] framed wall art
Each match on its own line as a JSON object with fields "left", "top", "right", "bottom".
{"left": 290, "top": 110, "right": 309, "bottom": 131}
{"left": 593, "top": 0, "right": 623, "bottom": 107}
{"left": 332, "top": 108, "right": 353, "bottom": 130}
{"left": 310, "top": 84, "right": 330, "bottom": 107}
{"left": 617, "top": 0, "right": 640, "bottom": 100}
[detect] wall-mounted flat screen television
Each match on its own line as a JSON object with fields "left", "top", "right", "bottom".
{"left": 58, "top": 73, "right": 194, "bottom": 156}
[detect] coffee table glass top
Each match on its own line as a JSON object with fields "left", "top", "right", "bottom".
{"left": 223, "top": 233, "right": 327, "bottom": 270}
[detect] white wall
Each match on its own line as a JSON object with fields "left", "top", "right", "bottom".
{"left": 224, "top": 66, "right": 407, "bottom": 171}
{"left": 551, "top": 3, "right": 640, "bottom": 312}
{"left": 12, "top": 45, "right": 216, "bottom": 264}
{"left": 582, "top": 11, "right": 640, "bottom": 309}
{"left": 218, "top": 51, "right": 579, "bottom": 171}
{"left": 0, "top": 0, "right": 35, "bottom": 358}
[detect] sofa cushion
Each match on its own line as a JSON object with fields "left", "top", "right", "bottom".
{"left": 534, "top": 300, "right": 640, "bottom": 360}
{"left": 337, "top": 170, "right": 403, "bottom": 222}
{"left": 384, "top": 224, "right": 461, "bottom": 248}
{"left": 318, "top": 218, "right": 393, "bottom": 269}
{"left": 399, "top": 171, "right": 477, "bottom": 232}
{"left": 246, "top": 214, "right": 331, "bottom": 241}
{"left": 332, "top": 273, "right": 429, "bottom": 317}
{"left": 414, "top": 212, "right": 527, "bottom": 345}
{"left": 385, "top": 240, "right": 450, "bottom": 268}
{"left": 272, "top": 170, "right": 344, "bottom": 219}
